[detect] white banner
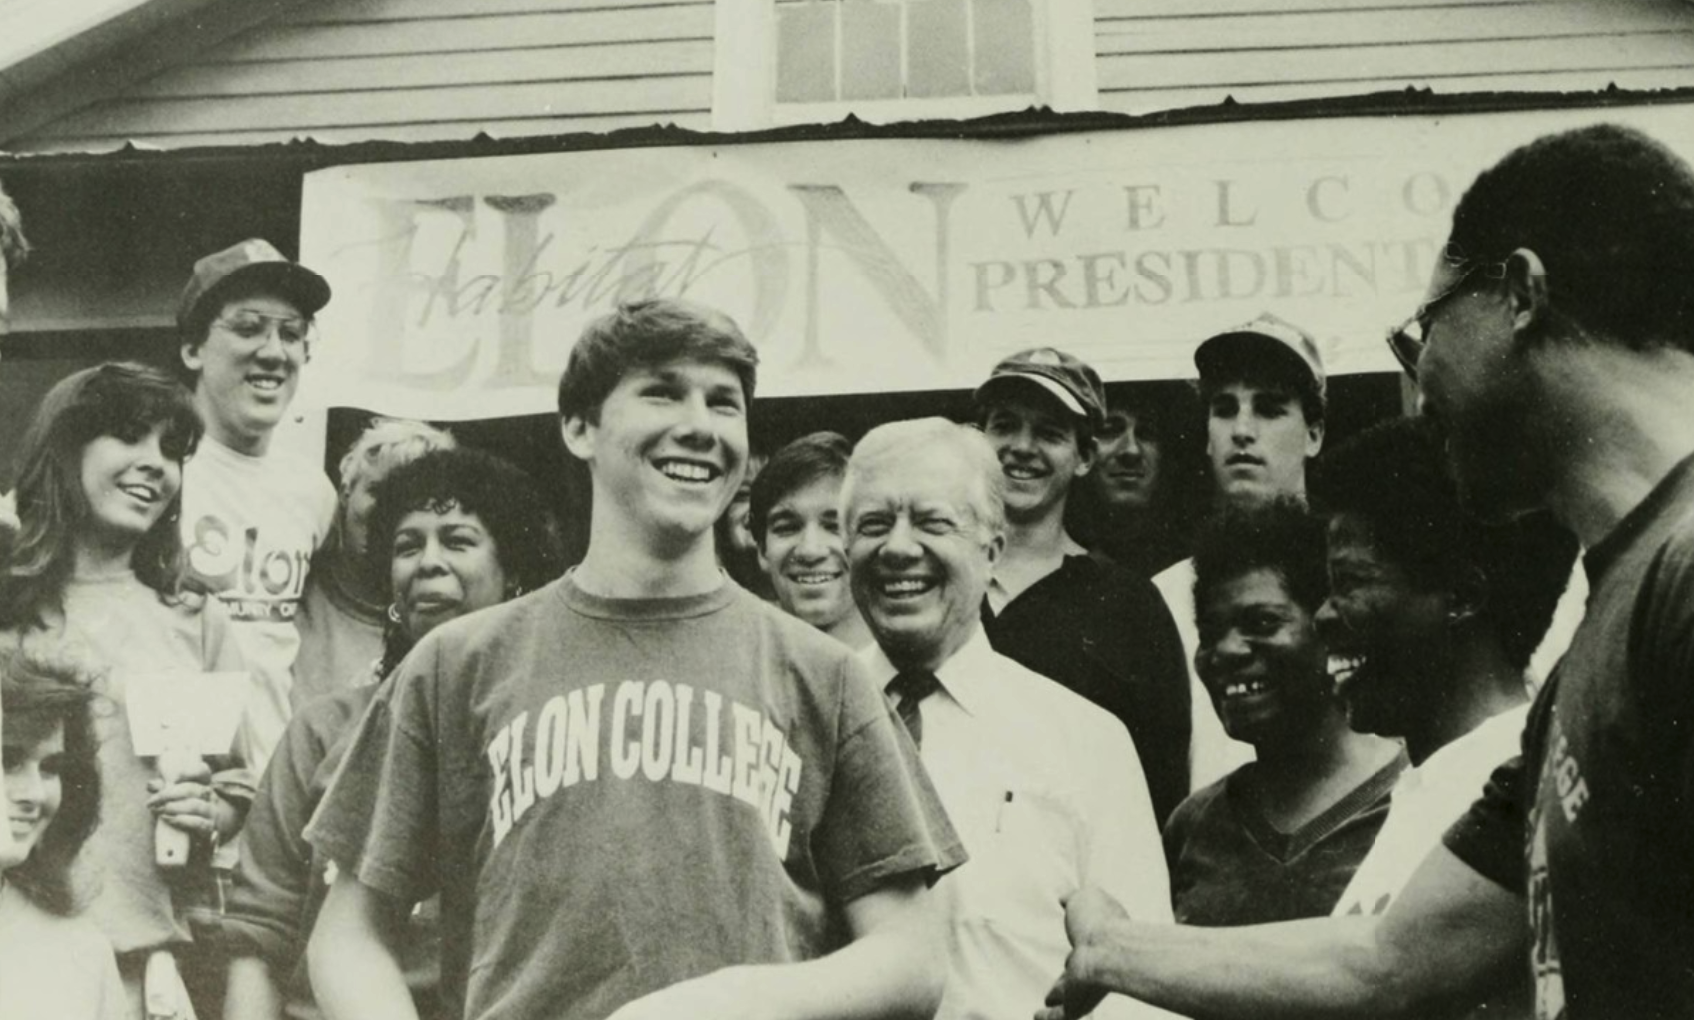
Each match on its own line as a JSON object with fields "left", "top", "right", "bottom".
{"left": 299, "top": 103, "right": 1694, "bottom": 421}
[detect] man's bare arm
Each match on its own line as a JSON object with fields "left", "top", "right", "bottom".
{"left": 1041, "top": 844, "right": 1526, "bottom": 1020}
{"left": 606, "top": 872, "right": 945, "bottom": 1020}
{"left": 307, "top": 875, "right": 419, "bottom": 1020}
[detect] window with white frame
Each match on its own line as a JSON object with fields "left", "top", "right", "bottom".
{"left": 713, "top": 0, "right": 1097, "bottom": 129}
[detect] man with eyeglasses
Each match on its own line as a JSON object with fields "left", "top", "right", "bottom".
{"left": 177, "top": 239, "right": 338, "bottom": 771}
{"left": 1034, "top": 123, "right": 1694, "bottom": 1020}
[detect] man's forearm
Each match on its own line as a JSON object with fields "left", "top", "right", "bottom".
{"left": 607, "top": 878, "right": 944, "bottom": 1020}
{"left": 1053, "top": 847, "right": 1527, "bottom": 1020}
{"left": 1072, "top": 914, "right": 1400, "bottom": 1020}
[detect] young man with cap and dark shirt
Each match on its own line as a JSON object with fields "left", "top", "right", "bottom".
{"left": 306, "top": 298, "right": 962, "bottom": 1020}
{"left": 1152, "top": 313, "right": 1327, "bottom": 794}
{"left": 974, "top": 348, "right": 1191, "bottom": 824}
{"left": 844, "top": 417, "right": 1171, "bottom": 1020}
{"left": 176, "top": 239, "right": 337, "bottom": 772}
{"left": 1036, "top": 123, "right": 1694, "bottom": 1020}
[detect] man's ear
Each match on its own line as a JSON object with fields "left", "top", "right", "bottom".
{"left": 180, "top": 339, "right": 204, "bottom": 374}
{"left": 983, "top": 528, "right": 1007, "bottom": 566}
{"left": 1504, "top": 248, "right": 1552, "bottom": 337}
{"left": 1305, "top": 419, "right": 1325, "bottom": 459}
{"left": 559, "top": 415, "right": 595, "bottom": 461}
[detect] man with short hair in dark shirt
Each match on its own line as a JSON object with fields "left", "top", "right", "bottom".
{"left": 1037, "top": 123, "right": 1694, "bottom": 1020}
{"left": 975, "top": 348, "right": 1191, "bottom": 824}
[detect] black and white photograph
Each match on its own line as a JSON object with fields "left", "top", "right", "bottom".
{"left": 2, "top": 2, "right": 1692, "bottom": 1018}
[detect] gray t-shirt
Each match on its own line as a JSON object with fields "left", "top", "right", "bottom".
{"left": 308, "top": 574, "right": 963, "bottom": 1020}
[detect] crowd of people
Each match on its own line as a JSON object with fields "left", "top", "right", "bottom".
{"left": 1, "top": 120, "right": 1691, "bottom": 1020}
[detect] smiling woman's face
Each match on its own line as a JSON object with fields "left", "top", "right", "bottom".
{"left": 3, "top": 719, "right": 64, "bottom": 868}
{"left": 390, "top": 505, "right": 507, "bottom": 641}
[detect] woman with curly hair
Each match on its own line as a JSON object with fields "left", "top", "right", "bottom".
{"left": 1, "top": 361, "right": 251, "bottom": 1020}
{"left": 223, "top": 446, "right": 565, "bottom": 1020}
{"left": 1, "top": 649, "right": 125, "bottom": 1018}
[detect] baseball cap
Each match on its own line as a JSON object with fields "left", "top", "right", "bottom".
{"left": 1194, "top": 312, "right": 1326, "bottom": 403}
{"left": 975, "top": 347, "right": 1106, "bottom": 431}
{"left": 177, "top": 239, "right": 331, "bottom": 333}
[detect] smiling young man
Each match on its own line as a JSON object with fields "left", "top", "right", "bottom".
{"left": 175, "top": 239, "right": 337, "bottom": 772}
{"left": 749, "top": 431, "right": 873, "bottom": 649}
{"left": 306, "top": 298, "right": 961, "bottom": 1020}
{"left": 1037, "top": 125, "right": 1694, "bottom": 1020}
{"left": 974, "top": 348, "right": 1191, "bottom": 824}
{"left": 844, "top": 418, "right": 1171, "bottom": 1020}
{"left": 1316, "top": 417, "right": 1575, "bottom": 931}
{"left": 1154, "top": 314, "right": 1327, "bottom": 794}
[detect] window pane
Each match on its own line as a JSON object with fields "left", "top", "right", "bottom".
{"left": 777, "top": 1, "right": 839, "bottom": 102}
{"left": 972, "top": 0, "right": 1034, "bottom": 95}
{"left": 841, "top": 0, "right": 902, "bottom": 100}
{"left": 907, "top": 0, "right": 970, "bottom": 98}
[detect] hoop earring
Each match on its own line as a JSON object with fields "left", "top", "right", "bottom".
{"left": 387, "top": 604, "right": 402, "bottom": 624}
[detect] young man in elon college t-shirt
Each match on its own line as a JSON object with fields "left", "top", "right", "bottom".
{"left": 305, "top": 297, "right": 964, "bottom": 1020}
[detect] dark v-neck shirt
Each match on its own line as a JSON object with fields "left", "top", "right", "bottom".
{"left": 1164, "top": 754, "right": 1406, "bottom": 926}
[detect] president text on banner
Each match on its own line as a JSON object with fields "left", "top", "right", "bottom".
{"left": 298, "top": 105, "right": 1694, "bottom": 421}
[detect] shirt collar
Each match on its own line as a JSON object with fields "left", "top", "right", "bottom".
{"left": 861, "top": 625, "right": 997, "bottom": 718}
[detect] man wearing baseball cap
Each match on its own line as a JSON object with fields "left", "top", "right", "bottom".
{"left": 1154, "top": 312, "right": 1327, "bottom": 794}
{"left": 176, "top": 239, "right": 338, "bottom": 771}
{"left": 975, "top": 348, "right": 1191, "bottom": 824}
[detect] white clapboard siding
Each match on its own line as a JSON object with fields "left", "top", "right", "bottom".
{"left": 9, "top": 0, "right": 716, "bottom": 152}
{"left": 1097, "top": 0, "right": 1694, "bottom": 113}
{"left": 11, "top": 0, "right": 1694, "bottom": 152}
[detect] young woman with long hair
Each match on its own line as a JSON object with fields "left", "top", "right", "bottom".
{"left": 1, "top": 361, "right": 251, "bottom": 1020}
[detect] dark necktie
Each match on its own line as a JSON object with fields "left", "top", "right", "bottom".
{"left": 886, "top": 670, "right": 941, "bottom": 748}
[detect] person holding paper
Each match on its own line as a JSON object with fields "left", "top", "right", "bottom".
{"left": 0, "top": 362, "right": 252, "bottom": 1020}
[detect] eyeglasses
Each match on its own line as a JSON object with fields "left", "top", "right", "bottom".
{"left": 212, "top": 310, "right": 314, "bottom": 358}
{"left": 1385, "top": 260, "right": 1505, "bottom": 379}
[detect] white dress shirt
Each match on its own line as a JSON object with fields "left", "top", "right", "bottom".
{"left": 863, "top": 628, "right": 1174, "bottom": 1020}
{"left": 1331, "top": 704, "right": 1529, "bottom": 918}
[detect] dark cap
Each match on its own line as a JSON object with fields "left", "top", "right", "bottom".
{"left": 177, "top": 239, "right": 331, "bottom": 334}
{"left": 975, "top": 347, "right": 1106, "bottom": 431}
{"left": 1194, "top": 312, "right": 1326, "bottom": 401}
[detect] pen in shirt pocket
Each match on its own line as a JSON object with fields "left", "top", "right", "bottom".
{"left": 996, "top": 790, "right": 1013, "bottom": 833}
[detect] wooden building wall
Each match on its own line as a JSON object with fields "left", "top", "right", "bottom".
{"left": 7, "top": 0, "right": 1694, "bottom": 151}
{"left": 1096, "top": 0, "right": 1694, "bottom": 113}
{"left": 5, "top": 0, "right": 717, "bottom": 151}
